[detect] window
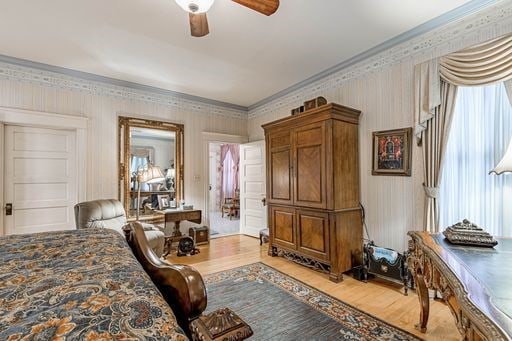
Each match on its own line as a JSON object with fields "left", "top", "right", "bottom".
{"left": 439, "top": 82, "right": 512, "bottom": 237}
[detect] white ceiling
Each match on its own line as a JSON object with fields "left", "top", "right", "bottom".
{"left": 0, "top": 0, "right": 476, "bottom": 107}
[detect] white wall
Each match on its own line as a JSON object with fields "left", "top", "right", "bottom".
{"left": 0, "top": 77, "right": 247, "bottom": 218}
{"left": 248, "top": 4, "right": 512, "bottom": 251}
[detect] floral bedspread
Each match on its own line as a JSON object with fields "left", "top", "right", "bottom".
{"left": 0, "top": 228, "right": 188, "bottom": 340}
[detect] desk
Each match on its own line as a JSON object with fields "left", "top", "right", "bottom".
{"left": 157, "top": 209, "right": 202, "bottom": 257}
{"left": 408, "top": 231, "right": 512, "bottom": 340}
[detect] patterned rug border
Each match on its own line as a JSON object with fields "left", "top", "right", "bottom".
{"left": 204, "top": 262, "right": 422, "bottom": 341}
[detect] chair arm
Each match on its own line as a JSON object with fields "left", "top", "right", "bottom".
{"left": 124, "top": 222, "right": 207, "bottom": 336}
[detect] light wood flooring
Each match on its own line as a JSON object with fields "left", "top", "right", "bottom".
{"left": 168, "top": 235, "right": 459, "bottom": 340}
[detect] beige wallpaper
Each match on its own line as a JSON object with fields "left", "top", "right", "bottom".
{"left": 0, "top": 78, "right": 247, "bottom": 217}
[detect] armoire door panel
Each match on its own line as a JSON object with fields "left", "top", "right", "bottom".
{"left": 297, "top": 210, "right": 329, "bottom": 261}
{"left": 293, "top": 122, "right": 326, "bottom": 209}
{"left": 270, "top": 206, "right": 296, "bottom": 250}
{"left": 295, "top": 145, "right": 322, "bottom": 203}
{"left": 270, "top": 149, "right": 292, "bottom": 202}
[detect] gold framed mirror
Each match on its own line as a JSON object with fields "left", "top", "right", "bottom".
{"left": 118, "top": 116, "right": 184, "bottom": 218}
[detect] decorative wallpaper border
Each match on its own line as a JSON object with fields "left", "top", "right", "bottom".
{"left": 248, "top": 0, "right": 512, "bottom": 119}
{"left": 0, "top": 1, "right": 510, "bottom": 121}
{"left": 0, "top": 61, "right": 248, "bottom": 120}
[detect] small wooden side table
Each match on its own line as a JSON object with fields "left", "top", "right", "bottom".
{"left": 155, "top": 209, "right": 202, "bottom": 257}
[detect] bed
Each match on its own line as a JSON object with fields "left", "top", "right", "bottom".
{"left": 0, "top": 223, "right": 206, "bottom": 340}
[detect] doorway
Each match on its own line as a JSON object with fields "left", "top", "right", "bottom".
{"left": 0, "top": 107, "right": 87, "bottom": 236}
{"left": 208, "top": 142, "right": 240, "bottom": 237}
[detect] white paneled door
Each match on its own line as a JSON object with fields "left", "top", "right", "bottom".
{"left": 239, "top": 140, "right": 266, "bottom": 237}
{"left": 4, "top": 125, "right": 77, "bottom": 235}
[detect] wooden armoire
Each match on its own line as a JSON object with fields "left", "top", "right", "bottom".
{"left": 262, "top": 103, "right": 363, "bottom": 282}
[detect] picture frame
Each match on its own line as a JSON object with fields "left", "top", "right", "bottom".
{"left": 157, "top": 194, "right": 170, "bottom": 210}
{"left": 372, "top": 127, "right": 412, "bottom": 176}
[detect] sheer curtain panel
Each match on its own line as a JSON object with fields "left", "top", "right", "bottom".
{"left": 439, "top": 83, "right": 512, "bottom": 237}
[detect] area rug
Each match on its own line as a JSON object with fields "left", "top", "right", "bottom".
{"left": 203, "top": 263, "right": 421, "bottom": 340}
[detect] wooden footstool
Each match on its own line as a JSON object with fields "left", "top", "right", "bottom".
{"left": 259, "top": 228, "right": 269, "bottom": 245}
{"left": 190, "top": 308, "right": 253, "bottom": 340}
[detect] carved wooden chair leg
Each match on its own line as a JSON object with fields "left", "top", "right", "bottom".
{"left": 414, "top": 271, "right": 430, "bottom": 333}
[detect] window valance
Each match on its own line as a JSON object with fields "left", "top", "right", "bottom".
{"left": 416, "top": 33, "right": 512, "bottom": 141}
{"left": 439, "top": 34, "right": 512, "bottom": 86}
{"left": 413, "top": 33, "right": 512, "bottom": 233}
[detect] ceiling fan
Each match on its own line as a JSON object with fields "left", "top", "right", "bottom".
{"left": 174, "top": 0, "right": 279, "bottom": 37}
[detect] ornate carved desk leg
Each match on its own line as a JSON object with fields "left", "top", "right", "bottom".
{"left": 408, "top": 238, "right": 429, "bottom": 333}
{"left": 414, "top": 270, "right": 430, "bottom": 333}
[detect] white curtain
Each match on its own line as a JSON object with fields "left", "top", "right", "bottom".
{"left": 439, "top": 82, "right": 512, "bottom": 236}
{"left": 506, "top": 79, "right": 512, "bottom": 105}
{"left": 222, "top": 150, "right": 235, "bottom": 200}
{"left": 130, "top": 155, "right": 149, "bottom": 191}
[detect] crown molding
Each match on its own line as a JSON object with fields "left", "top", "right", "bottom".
{"left": 248, "top": 0, "right": 512, "bottom": 118}
{"left": 0, "top": 56, "right": 248, "bottom": 120}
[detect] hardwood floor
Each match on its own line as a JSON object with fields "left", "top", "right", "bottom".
{"left": 168, "top": 235, "right": 459, "bottom": 341}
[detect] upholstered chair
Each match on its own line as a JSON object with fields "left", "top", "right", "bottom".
{"left": 74, "top": 199, "right": 165, "bottom": 257}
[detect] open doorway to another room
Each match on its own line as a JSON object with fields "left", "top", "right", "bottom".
{"left": 208, "top": 142, "right": 240, "bottom": 237}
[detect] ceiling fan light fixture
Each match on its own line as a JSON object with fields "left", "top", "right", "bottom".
{"left": 174, "top": 0, "right": 214, "bottom": 13}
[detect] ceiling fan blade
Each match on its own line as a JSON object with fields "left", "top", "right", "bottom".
{"left": 189, "top": 13, "right": 209, "bottom": 37}
{"left": 232, "top": 0, "right": 279, "bottom": 16}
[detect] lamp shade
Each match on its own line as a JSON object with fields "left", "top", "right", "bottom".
{"left": 490, "top": 139, "right": 512, "bottom": 175}
{"left": 174, "top": 0, "right": 214, "bottom": 13}
{"left": 141, "top": 164, "right": 165, "bottom": 183}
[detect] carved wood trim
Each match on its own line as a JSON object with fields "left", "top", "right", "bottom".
{"left": 274, "top": 246, "right": 331, "bottom": 273}
{"left": 407, "top": 232, "right": 509, "bottom": 340}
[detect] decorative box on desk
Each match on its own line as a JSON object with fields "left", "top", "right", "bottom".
{"left": 189, "top": 226, "right": 209, "bottom": 245}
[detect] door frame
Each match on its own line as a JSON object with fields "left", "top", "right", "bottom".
{"left": 239, "top": 139, "right": 267, "bottom": 237}
{"left": 201, "top": 132, "right": 248, "bottom": 228}
{"left": 0, "top": 107, "right": 88, "bottom": 235}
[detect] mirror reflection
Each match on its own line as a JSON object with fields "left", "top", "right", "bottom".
{"left": 118, "top": 117, "right": 183, "bottom": 218}
{"left": 130, "top": 127, "right": 176, "bottom": 214}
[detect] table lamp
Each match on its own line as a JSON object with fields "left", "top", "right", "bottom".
{"left": 136, "top": 164, "right": 165, "bottom": 220}
{"left": 490, "top": 139, "right": 512, "bottom": 175}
